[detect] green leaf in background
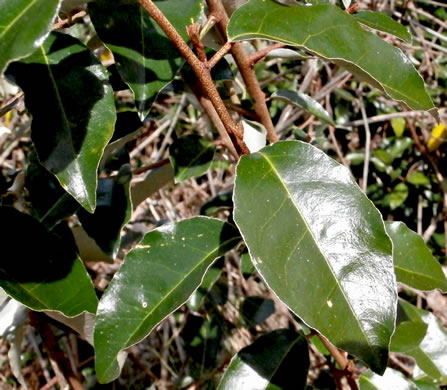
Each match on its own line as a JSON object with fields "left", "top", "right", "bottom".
{"left": 6, "top": 32, "right": 116, "bottom": 213}
{"left": 407, "top": 171, "right": 431, "bottom": 188}
{"left": 359, "top": 368, "right": 419, "bottom": 389}
{"left": 399, "top": 300, "right": 447, "bottom": 385}
{"left": 385, "top": 221, "right": 447, "bottom": 292}
{"left": 169, "top": 135, "right": 216, "bottom": 183}
{"left": 94, "top": 217, "right": 241, "bottom": 383}
{"left": 77, "top": 165, "right": 132, "bottom": 258}
{"left": 227, "top": 0, "right": 436, "bottom": 116}
{"left": 187, "top": 264, "right": 222, "bottom": 312}
{"left": 217, "top": 329, "right": 309, "bottom": 390}
{"left": 240, "top": 296, "right": 275, "bottom": 328}
{"left": 271, "top": 90, "right": 335, "bottom": 125}
{"left": 89, "top": 0, "right": 202, "bottom": 120}
{"left": 26, "top": 152, "right": 80, "bottom": 230}
{"left": 390, "top": 321, "right": 428, "bottom": 353}
{"left": 240, "top": 252, "right": 255, "bottom": 279}
{"left": 0, "top": 0, "right": 60, "bottom": 74}
{"left": 391, "top": 117, "right": 406, "bottom": 137}
{"left": 385, "top": 182, "right": 409, "bottom": 210}
{"left": 233, "top": 141, "right": 396, "bottom": 374}
{"left": 0, "top": 207, "right": 97, "bottom": 317}
{"left": 200, "top": 191, "right": 233, "bottom": 216}
{"left": 354, "top": 10, "right": 412, "bottom": 44}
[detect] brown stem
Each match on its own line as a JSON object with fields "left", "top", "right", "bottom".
{"left": 52, "top": 10, "right": 87, "bottom": 30}
{"left": 249, "top": 42, "right": 286, "bottom": 66}
{"left": 136, "top": 0, "right": 248, "bottom": 155}
{"left": 186, "top": 22, "right": 207, "bottom": 63}
{"left": 209, "top": 41, "right": 233, "bottom": 69}
{"left": 206, "top": 0, "right": 279, "bottom": 143}
{"left": 133, "top": 158, "right": 170, "bottom": 175}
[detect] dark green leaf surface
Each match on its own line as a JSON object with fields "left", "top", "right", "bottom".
{"left": 0, "top": 0, "right": 60, "bottom": 74}
{"left": 354, "top": 10, "right": 412, "bottom": 44}
{"left": 240, "top": 252, "right": 255, "bottom": 279}
{"left": 233, "top": 141, "right": 396, "bottom": 374}
{"left": 89, "top": 0, "right": 202, "bottom": 119}
{"left": 227, "top": 0, "right": 436, "bottom": 115}
{"left": 385, "top": 222, "right": 447, "bottom": 292}
{"left": 0, "top": 207, "right": 97, "bottom": 316}
{"left": 399, "top": 300, "right": 447, "bottom": 384}
{"left": 240, "top": 297, "right": 275, "bottom": 328}
{"left": 390, "top": 321, "right": 427, "bottom": 353}
{"left": 271, "top": 90, "right": 335, "bottom": 125}
{"left": 359, "top": 368, "right": 418, "bottom": 390}
{"left": 169, "top": 135, "right": 216, "bottom": 183}
{"left": 187, "top": 265, "right": 222, "bottom": 312}
{"left": 26, "top": 152, "right": 80, "bottom": 230}
{"left": 94, "top": 217, "right": 240, "bottom": 383}
{"left": 6, "top": 32, "right": 116, "bottom": 213}
{"left": 217, "top": 329, "right": 309, "bottom": 390}
{"left": 78, "top": 165, "right": 132, "bottom": 257}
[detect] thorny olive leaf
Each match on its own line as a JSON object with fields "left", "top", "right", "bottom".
{"left": 0, "top": 0, "right": 60, "bottom": 75}
{"left": 217, "top": 329, "right": 309, "bottom": 390}
{"left": 233, "top": 141, "right": 396, "bottom": 374}
{"left": 169, "top": 135, "right": 216, "bottom": 183}
{"left": 89, "top": 0, "right": 203, "bottom": 120}
{"left": 0, "top": 207, "right": 97, "bottom": 317}
{"left": 6, "top": 32, "right": 116, "bottom": 213}
{"left": 78, "top": 165, "right": 132, "bottom": 258}
{"left": 354, "top": 10, "right": 412, "bottom": 44}
{"left": 385, "top": 221, "right": 447, "bottom": 292}
{"left": 94, "top": 217, "right": 241, "bottom": 383}
{"left": 271, "top": 90, "right": 335, "bottom": 125}
{"left": 227, "top": 0, "right": 437, "bottom": 118}
{"left": 398, "top": 300, "right": 447, "bottom": 385}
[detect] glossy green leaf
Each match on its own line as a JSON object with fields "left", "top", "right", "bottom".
{"left": 407, "top": 171, "right": 431, "bottom": 188}
{"left": 233, "top": 140, "right": 396, "bottom": 374}
{"left": 169, "top": 135, "right": 216, "bottom": 183}
{"left": 240, "top": 297, "right": 275, "bottom": 327}
{"left": 399, "top": 300, "right": 447, "bottom": 384}
{"left": 89, "top": 0, "right": 202, "bottom": 120}
{"left": 390, "top": 320, "right": 428, "bottom": 353}
{"left": 26, "top": 152, "right": 80, "bottom": 230}
{"left": 0, "top": 0, "right": 60, "bottom": 75}
{"left": 78, "top": 165, "right": 132, "bottom": 258}
{"left": 385, "top": 222, "right": 447, "bottom": 292}
{"left": 385, "top": 183, "right": 409, "bottom": 210}
{"left": 217, "top": 329, "right": 309, "bottom": 390}
{"left": 6, "top": 32, "right": 116, "bottom": 213}
{"left": 94, "top": 217, "right": 241, "bottom": 383}
{"left": 0, "top": 207, "right": 97, "bottom": 317}
{"left": 359, "top": 368, "right": 419, "bottom": 390}
{"left": 187, "top": 264, "right": 223, "bottom": 312}
{"left": 271, "top": 90, "right": 335, "bottom": 125}
{"left": 354, "top": 11, "right": 412, "bottom": 44}
{"left": 227, "top": 0, "right": 436, "bottom": 116}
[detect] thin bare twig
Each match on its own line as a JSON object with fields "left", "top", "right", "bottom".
{"left": 249, "top": 42, "right": 286, "bottom": 66}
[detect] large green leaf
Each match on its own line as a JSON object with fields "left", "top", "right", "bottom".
{"left": 0, "top": 0, "right": 60, "bottom": 75}
{"left": 227, "top": 0, "right": 436, "bottom": 116}
{"left": 398, "top": 300, "right": 447, "bottom": 385}
{"left": 169, "top": 135, "right": 216, "bottom": 183}
{"left": 385, "top": 222, "right": 447, "bottom": 292}
{"left": 217, "top": 329, "right": 309, "bottom": 390}
{"left": 359, "top": 368, "right": 419, "bottom": 390}
{"left": 390, "top": 321, "right": 428, "bottom": 353}
{"left": 89, "top": 0, "right": 202, "bottom": 120}
{"left": 77, "top": 165, "right": 132, "bottom": 258}
{"left": 94, "top": 217, "right": 240, "bottom": 383}
{"left": 354, "top": 10, "right": 412, "bottom": 44}
{"left": 6, "top": 32, "right": 116, "bottom": 213}
{"left": 233, "top": 141, "right": 396, "bottom": 374}
{"left": 0, "top": 207, "right": 97, "bottom": 317}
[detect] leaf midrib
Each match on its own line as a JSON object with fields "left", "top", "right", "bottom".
{"left": 0, "top": 0, "right": 40, "bottom": 39}
{"left": 259, "top": 150, "right": 377, "bottom": 359}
